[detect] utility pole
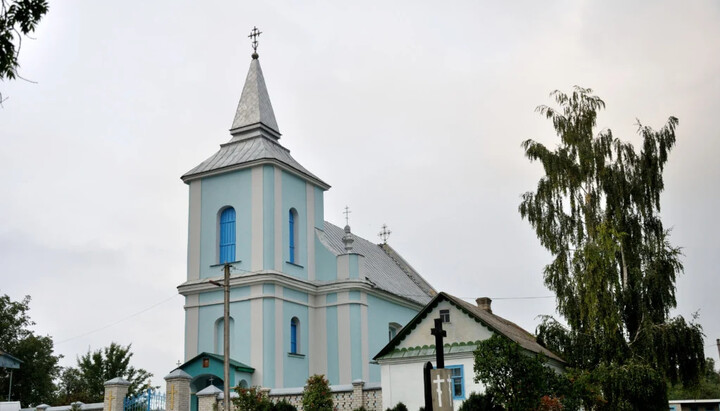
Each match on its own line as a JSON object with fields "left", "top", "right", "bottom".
{"left": 210, "top": 264, "right": 231, "bottom": 411}
{"left": 223, "top": 263, "right": 230, "bottom": 411}
{"left": 716, "top": 338, "right": 719, "bottom": 362}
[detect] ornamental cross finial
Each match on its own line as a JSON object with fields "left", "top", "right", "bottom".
{"left": 378, "top": 224, "right": 392, "bottom": 244}
{"left": 343, "top": 206, "right": 352, "bottom": 226}
{"left": 248, "top": 26, "right": 262, "bottom": 54}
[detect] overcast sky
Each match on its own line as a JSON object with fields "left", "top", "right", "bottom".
{"left": 1, "top": 1, "right": 719, "bottom": 389}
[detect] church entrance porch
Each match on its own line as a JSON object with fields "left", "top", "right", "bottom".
{"left": 173, "top": 353, "right": 254, "bottom": 411}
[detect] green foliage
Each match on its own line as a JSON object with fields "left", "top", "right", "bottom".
{"left": 0, "top": 0, "right": 48, "bottom": 102}
{"left": 458, "top": 392, "right": 502, "bottom": 411}
{"left": 473, "top": 334, "right": 567, "bottom": 410}
{"left": 272, "top": 400, "right": 297, "bottom": 411}
{"left": 520, "top": 87, "right": 706, "bottom": 407}
{"left": 301, "top": 374, "right": 333, "bottom": 411}
{"left": 353, "top": 407, "right": 368, "bottom": 411}
{"left": 668, "top": 358, "right": 720, "bottom": 400}
{"left": 385, "top": 403, "right": 408, "bottom": 411}
{"left": 59, "top": 342, "right": 152, "bottom": 403}
{"left": 0, "top": 293, "right": 60, "bottom": 407}
{"left": 232, "top": 386, "right": 272, "bottom": 411}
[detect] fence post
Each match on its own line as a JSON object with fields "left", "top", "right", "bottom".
{"left": 165, "top": 369, "right": 192, "bottom": 411}
{"left": 351, "top": 380, "right": 365, "bottom": 410}
{"left": 104, "top": 378, "right": 131, "bottom": 411}
{"left": 196, "top": 386, "right": 221, "bottom": 411}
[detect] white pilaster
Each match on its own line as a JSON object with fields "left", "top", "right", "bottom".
{"left": 337, "top": 255, "right": 350, "bottom": 280}
{"left": 361, "top": 292, "right": 369, "bottom": 381}
{"left": 187, "top": 180, "right": 202, "bottom": 281}
{"left": 250, "top": 285, "right": 263, "bottom": 385}
{"left": 306, "top": 183, "right": 316, "bottom": 280}
{"left": 337, "top": 291, "right": 351, "bottom": 383}
{"left": 274, "top": 166, "right": 283, "bottom": 270}
{"left": 275, "top": 287, "right": 284, "bottom": 388}
{"left": 184, "top": 294, "right": 199, "bottom": 361}
{"left": 251, "top": 167, "right": 263, "bottom": 271}
{"left": 310, "top": 294, "right": 327, "bottom": 377}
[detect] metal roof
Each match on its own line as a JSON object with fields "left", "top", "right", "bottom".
{"left": 181, "top": 134, "right": 328, "bottom": 188}
{"left": 230, "top": 57, "right": 279, "bottom": 134}
{"left": 374, "top": 292, "right": 565, "bottom": 363}
{"left": 319, "top": 222, "right": 436, "bottom": 305}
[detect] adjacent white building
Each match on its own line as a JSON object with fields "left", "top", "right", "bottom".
{"left": 373, "top": 292, "right": 565, "bottom": 410}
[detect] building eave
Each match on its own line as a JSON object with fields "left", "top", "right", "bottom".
{"left": 181, "top": 157, "right": 330, "bottom": 190}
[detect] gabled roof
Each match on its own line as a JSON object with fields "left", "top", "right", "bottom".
{"left": 373, "top": 292, "right": 564, "bottom": 363}
{"left": 319, "top": 222, "right": 436, "bottom": 305}
{"left": 178, "top": 352, "right": 254, "bottom": 373}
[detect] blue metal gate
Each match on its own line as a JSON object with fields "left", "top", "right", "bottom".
{"left": 124, "top": 388, "right": 166, "bottom": 411}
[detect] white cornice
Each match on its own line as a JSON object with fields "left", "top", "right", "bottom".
{"left": 177, "top": 271, "right": 423, "bottom": 311}
{"left": 181, "top": 158, "right": 330, "bottom": 190}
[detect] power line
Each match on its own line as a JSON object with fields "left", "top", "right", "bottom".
{"left": 56, "top": 293, "right": 181, "bottom": 345}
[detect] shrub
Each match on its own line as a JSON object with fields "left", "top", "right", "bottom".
{"left": 458, "top": 392, "right": 502, "bottom": 411}
{"left": 272, "top": 400, "right": 297, "bottom": 411}
{"left": 302, "top": 374, "right": 333, "bottom": 411}
{"left": 232, "top": 386, "right": 272, "bottom": 411}
{"left": 385, "top": 403, "right": 408, "bottom": 411}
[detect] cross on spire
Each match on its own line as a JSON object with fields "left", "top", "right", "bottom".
{"left": 343, "top": 206, "right": 352, "bottom": 226}
{"left": 248, "top": 26, "right": 262, "bottom": 57}
{"left": 378, "top": 224, "right": 392, "bottom": 244}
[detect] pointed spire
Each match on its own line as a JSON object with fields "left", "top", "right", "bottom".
{"left": 230, "top": 32, "right": 280, "bottom": 138}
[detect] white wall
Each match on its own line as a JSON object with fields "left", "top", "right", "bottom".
{"left": 398, "top": 301, "right": 493, "bottom": 350}
{"left": 380, "top": 355, "right": 485, "bottom": 411}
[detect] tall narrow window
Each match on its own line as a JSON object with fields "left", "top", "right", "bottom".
{"left": 290, "top": 317, "right": 300, "bottom": 354}
{"left": 289, "top": 208, "right": 299, "bottom": 263}
{"left": 447, "top": 365, "right": 465, "bottom": 400}
{"left": 219, "top": 207, "right": 236, "bottom": 263}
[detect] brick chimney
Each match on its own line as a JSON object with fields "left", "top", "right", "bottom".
{"left": 476, "top": 297, "right": 492, "bottom": 313}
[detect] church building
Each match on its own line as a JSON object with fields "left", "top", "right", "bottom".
{"left": 176, "top": 37, "right": 436, "bottom": 399}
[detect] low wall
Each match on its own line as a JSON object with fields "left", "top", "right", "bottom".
{"left": 268, "top": 381, "right": 382, "bottom": 411}
{"left": 21, "top": 402, "right": 103, "bottom": 411}
{"left": 207, "top": 380, "right": 382, "bottom": 411}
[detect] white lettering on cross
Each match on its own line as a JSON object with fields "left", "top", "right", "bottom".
{"left": 433, "top": 374, "right": 447, "bottom": 407}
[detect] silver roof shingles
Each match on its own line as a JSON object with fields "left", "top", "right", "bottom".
{"left": 181, "top": 134, "right": 327, "bottom": 187}
{"left": 231, "top": 58, "right": 279, "bottom": 133}
{"left": 320, "top": 222, "right": 436, "bottom": 305}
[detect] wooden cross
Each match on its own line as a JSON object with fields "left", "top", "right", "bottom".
{"left": 168, "top": 384, "right": 177, "bottom": 410}
{"left": 431, "top": 317, "right": 446, "bottom": 368}
{"left": 378, "top": 224, "right": 392, "bottom": 244}
{"left": 105, "top": 392, "right": 115, "bottom": 411}
{"left": 343, "top": 206, "right": 351, "bottom": 226}
{"left": 248, "top": 26, "right": 262, "bottom": 52}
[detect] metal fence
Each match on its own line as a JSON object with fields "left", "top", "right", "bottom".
{"left": 123, "top": 389, "right": 165, "bottom": 411}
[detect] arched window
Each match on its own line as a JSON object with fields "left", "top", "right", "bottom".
{"left": 219, "top": 207, "right": 236, "bottom": 263}
{"left": 290, "top": 317, "right": 300, "bottom": 354}
{"left": 214, "top": 317, "right": 234, "bottom": 355}
{"left": 289, "top": 208, "right": 299, "bottom": 263}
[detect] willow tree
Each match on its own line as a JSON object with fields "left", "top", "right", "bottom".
{"left": 520, "top": 87, "right": 705, "bottom": 409}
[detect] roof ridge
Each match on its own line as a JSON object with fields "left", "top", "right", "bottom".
{"left": 379, "top": 243, "right": 436, "bottom": 297}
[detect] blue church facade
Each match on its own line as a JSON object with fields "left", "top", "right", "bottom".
{"left": 177, "top": 50, "right": 435, "bottom": 392}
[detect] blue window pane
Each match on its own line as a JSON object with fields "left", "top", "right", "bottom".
{"left": 289, "top": 210, "right": 295, "bottom": 263}
{"left": 290, "top": 320, "right": 297, "bottom": 353}
{"left": 219, "top": 208, "right": 236, "bottom": 263}
{"left": 447, "top": 365, "right": 464, "bottom": 400}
